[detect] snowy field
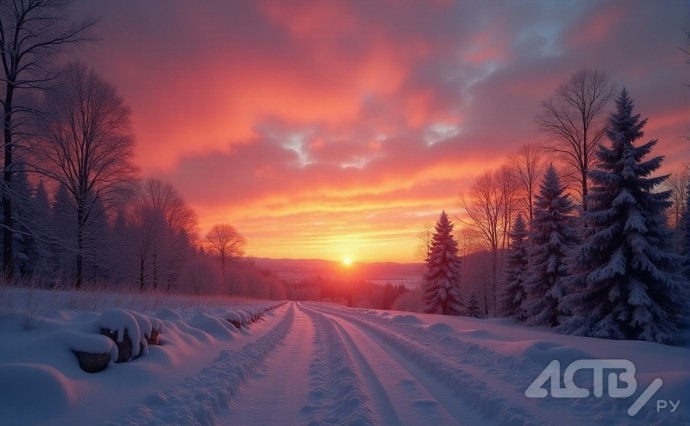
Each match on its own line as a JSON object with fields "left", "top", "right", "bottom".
{"left": 0, "top": 289, "right": 688, "bottom": 425}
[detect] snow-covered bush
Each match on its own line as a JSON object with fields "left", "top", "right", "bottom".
{"left": 98, "top": 308, "right": 143, "bottom": 362}
{"left": 60, "top": 330, "right": 119, "bottom": 373}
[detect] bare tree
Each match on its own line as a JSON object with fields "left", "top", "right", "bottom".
{"left": 663, "top": 168, "right": 690, "bottom": 229}
{"left": 456, "top": 224, "right": 490, "bottom": 317}
{"left": 496, "top": 164, "right": 520, "bottom": 252}
{"left": 205, "top": 224, "right": 246, "bottom": 276}
{"left": 31, "top": 62, "right": 137, "bottom": 288}
{"left": 130, "top": 179, "right": 198, "bottom": 291}
{"left": 461, "top": 171, "right": 501, "bottom": 257}
{"left": 455, "top": 224, "right": 484, "bottom": 312}
{"left": 0, "top": 0, "right": 97, "bottom": 280}
{"left": 415, "top": 222, "right": 433, "bottom": 261}
{"left": 536, "top": 68, "right": 615, "bottom": 211}
{"left": 456, "top": 226, "right": 483, "bottom": 259}
{"left": 459, "top": 167, "right": 518, "bottom": 316}
{"left": 508, "top": 143, "right": 545, "bottom": 222}
{"left": 137, "top": 179, "right": 198, "bottom": 240}
{"left": 129, "top": 202, "right": 163, "bottom": 291}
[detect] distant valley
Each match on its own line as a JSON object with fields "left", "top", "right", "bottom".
{"left": 250, "top": 257, "right": 425, "bottom": 288}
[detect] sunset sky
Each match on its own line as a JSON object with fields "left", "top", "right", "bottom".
{"left": 72, "top": 0, "right": 690, "bottom": 263}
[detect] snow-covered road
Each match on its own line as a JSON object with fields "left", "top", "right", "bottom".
{"left": 218, "top": 303, "right": 315, "bottom": 425}
{"left": 2, "top": 298, "right": 688, "bottom": 425}
{"left": 117, "top": 302, "right": 688, "bottom": 425}
{"left": 189, "top": 301, "right": 492, "bottom": 425}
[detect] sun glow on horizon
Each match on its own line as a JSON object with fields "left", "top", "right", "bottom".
{"left": 342, "top": 256, "right": 353, "bottom": 267}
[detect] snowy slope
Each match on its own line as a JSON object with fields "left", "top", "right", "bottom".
{"left": 0, "top": 294, "right": 688, "bottom": 425}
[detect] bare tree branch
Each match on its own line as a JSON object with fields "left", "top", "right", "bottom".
{"left": 206, "top": 224, "right": 247, "bottom": 279}
{"left": 415, "top": 222, "right": 433, "bottom": 262}
{"left": 1, "top": 0, "right": 98, "bottom": 279}
{"left": 128, "top": 179, "right": 198, "bottom": 291}
{"left": 458, "top": 167, "right": 519, "bottom": 317}
{"left": 508, "top": 144, "right": 545, "bottom": 223}
{"left": 29, "top": 62, "right": 137, "bottom": 288}
{"left": 536, "top": 68, "right": 615, "bottom": 212}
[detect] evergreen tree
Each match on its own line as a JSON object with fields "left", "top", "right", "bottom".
{"left": 29, "top": 181, "right": 53, "bottom": 277}
{"left": 524, "top": 165, "right": 579, "bottom": 327}
{"left": 681, "top": 180, "right": 690, "bottom": 284}
{"left": 82, "top": 196, "right": 109, "bottom": 283}
{"left": 500, "top": 213, "right": 530, "bottom": 320}
{"left": 560, "top": 89, "right": 689, "bottom": 344}
{"left": 11, "top": 164, "right": 33, "bottom": 278}
{"left": 50, "top": 185, "right": 76, "bottom": 283}
{"left": 3, "top": 164, "right": 51, "bottom": 280}
{"left": 105, "top": 210, "right": 135, "bottom": 286}
{"left": 423, "top": 211, "right": 464, "bottom": 315}
{"left": 466, "top": 292, "right": 483, "bottom": 318}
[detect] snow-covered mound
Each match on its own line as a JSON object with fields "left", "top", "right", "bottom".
{"left": 0, "top": 289, "right": 285, "bottom": 425}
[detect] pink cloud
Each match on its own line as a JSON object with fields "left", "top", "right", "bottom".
{"left": 566, "top": 4, "right": 624, "bottom": 48}
{"left": 68, "top": 0, "right": 690, "bottom": 261}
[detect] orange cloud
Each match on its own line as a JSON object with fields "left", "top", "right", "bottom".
{"left": 71, "top": 0, "right": 690, "bottom": 262}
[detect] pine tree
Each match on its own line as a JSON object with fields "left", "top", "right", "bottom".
{"left": 681, "top": 181, "right": 690, "bottom": 284}
{"left": 423, "top": 211, "right": 464, "bottom": 315}
{"left": 106, "top": 210, "right": 134, "bottom": 286}
{"left": 11, "top": 164, "right": 33, "bottom": 278}
{"left": 500, "top": 213, "right": 530, "bottom": 320}
{"left": 29, "top": 181, "right": 53, "bottom": 277}
{"left": 466, "top": 292, "right": 483, "bottom": 318}
{"left": 524, "top": 165, "right": 579, "bottom": 327}
{"left": 50, "top": 185, "right": 76, "bottom": 283}
{"left": 560, "top": 89, "right": 689, "bottom": 344}
{"left": 82, "top": 196, "right": 109, "bottom": 283}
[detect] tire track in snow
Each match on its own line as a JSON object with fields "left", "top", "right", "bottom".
{"left": 217, "top": 302, "right": 315, "bottom": 425}
{"left": 346, "top": 309, "right": 593, "bottom": 425}
{"left": 109, "top": 303, "right": 295, "bottom": 426}
{"left": 301, "top": 305, "right": 402, "bottom": 425}
{"left": 306, "top": 303, "right": 555, "bottom": 426}
{"left": 300, "top": 304, "right": 375, "bottom": 425}
{"left": 308, "top": 306, "right": 482, "bottom": 425}
{"left": 326, "top": 320, "right": 403, "bottom": 424}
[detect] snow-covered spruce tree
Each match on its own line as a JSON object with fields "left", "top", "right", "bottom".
{"left": 500, "top": 213, "right": 530, "bottom": 320}
{"left": 466, "top": 292, "right": 483, "bottom": 318}
{"left": 560, "top": 89, "right": 689, "bottom": 344}
{"left": 524, "top": 165, "right": 579, "bottom": 327}
{"left": 423, "top": 211, "right": 464, "bottom": 315}
{"left": 681, "top": 181, "right": 690, "bottom": 284}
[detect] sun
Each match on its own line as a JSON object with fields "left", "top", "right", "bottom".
{"left": 342, "top": 256, "right": 353, "bottom": 267}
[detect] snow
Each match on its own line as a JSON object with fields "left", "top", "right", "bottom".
{"left": 0, "top": 288, "right": 688, "bottom": 425}
{"left": 0, "top": 363, "right": 74, "bottom": 423}
{"left": 98, "top": 308, "right": 143, "bottom": 358}
{"left": 60, "top": 329, "right": 119, "bottom": 359}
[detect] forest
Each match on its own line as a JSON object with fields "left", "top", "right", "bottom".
{"left": 0, "top": 3, "right": 291, "bottom": 297}
{"left": 419, "top": 75, "right": 690, "bottom": 344}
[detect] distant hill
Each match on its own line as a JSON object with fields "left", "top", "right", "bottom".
{"left": 249, "top": 257, "right": 425, "bottom": 288}
{"left": 250, "top": 250, "right": 503, "bottom": 297}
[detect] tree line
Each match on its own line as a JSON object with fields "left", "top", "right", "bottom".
{"left": 0, "top": 1, "right": 284, "bottom": 298}
{"left": 285, "top": 277, "right": 407, "bottom": 310}
{"left": 422, "top": 71, "right": 690, "bottom": 344}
